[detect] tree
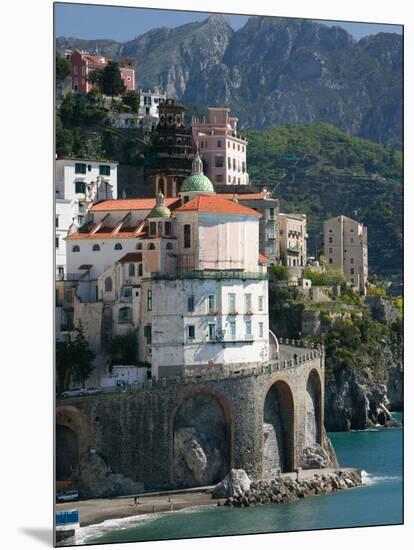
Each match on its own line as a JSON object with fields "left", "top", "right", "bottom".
{"left": 101, "top": 61, "right": 126, "bottom": 97}
{"left": 56, "top": 53, "right": 71, "bottom": 80}
{"left": 122, "top": 90, "right": 140, "bottom": 113}
{"left": 87, "top": 69, "right": 103, "bottom": 93}
{"left": 56, "top": 340, "right": 73, "bottom": 394}
{"left": 56, "top": 114, "right": 74, "bottom": 157}
{"left": 110, "top": 332, "right": 138, "bottom": 367}
{"left": 70, "top": 323, "right": 96, "bottom": 388}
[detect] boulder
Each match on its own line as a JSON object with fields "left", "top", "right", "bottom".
{"left": 301, "top": 444, "right": 330, "bottom": 469}
{"left": 212, "top": 469, "right": 252, "bottom": 498}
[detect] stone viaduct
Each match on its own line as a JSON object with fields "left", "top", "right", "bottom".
{"left": 56, "top": 342, "right": 325, "bottom": 492}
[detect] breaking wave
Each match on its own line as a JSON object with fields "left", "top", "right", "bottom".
{"left": 361, "top": 470, "right": 401, "bottom": 486}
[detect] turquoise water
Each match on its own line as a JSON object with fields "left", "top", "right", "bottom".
{"left": 83, "top": 420, "right": 402, "bottom": 545}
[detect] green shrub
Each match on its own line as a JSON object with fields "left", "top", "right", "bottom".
{"left": 271, "top": 265, "right": 289, "bottom": 281}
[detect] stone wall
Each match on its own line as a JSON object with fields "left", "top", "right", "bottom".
{"left": 56, "top": 346, "right": 324, "bottom": 492}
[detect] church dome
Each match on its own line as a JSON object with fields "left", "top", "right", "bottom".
{"left": 148, "top": 191, "right": 171, "bottom": 218}
{"left": 180, "top": 153, "right": 214, "bottom": 193}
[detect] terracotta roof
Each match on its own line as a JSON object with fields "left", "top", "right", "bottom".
{"left": 90, "top": 198, "right": 180, "bottom": 212}
{"left": 118, "top": 253, "right": 143, "bottom": 263}
{"left": 259, "top": 254, "right": 268, "bottom": 264}
{"left": 174, "top": 194, "right": 261, "bottom": 217}
{"left": 219, "top": 191, "right": 271, "bottom": 201}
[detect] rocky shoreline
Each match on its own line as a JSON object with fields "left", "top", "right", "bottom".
{"left": 214, "top": 469, "right": 362, "bottom": 508}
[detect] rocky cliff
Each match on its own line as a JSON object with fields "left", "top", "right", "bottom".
{"left": 56, "top": 14, "right": 402, "bottom": 147}
{"left": 324, "top": 340, "right": 403, "bottom": 431}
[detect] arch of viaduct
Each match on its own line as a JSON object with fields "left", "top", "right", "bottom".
{"left": 56, "top": 352, "right": 324, "bottom": 490}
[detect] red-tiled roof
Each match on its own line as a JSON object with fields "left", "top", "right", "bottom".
{"left": 175, "top": 194, "right": 261, "bottom": 217}
{"left": 90, "top": 198, "right": 180, "bottom": 212}
{"left": 259, "top": 253, "right": 268, "bottom": 264}
{"left": 118, "top": 253, "right": 143, "bottom": 263}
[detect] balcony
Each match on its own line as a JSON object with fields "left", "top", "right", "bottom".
{"left": 153, "top": 270, "right": 268, "bottom": 281}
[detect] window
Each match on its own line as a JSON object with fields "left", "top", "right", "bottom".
{"left": 208, "top": 323, "right": 216, "bottom": 340}
{"left": 245, "top": 320, "right": 252, "bottom": 338}
{"left": 237, "top": 144, "right": 240, "bottom": 151}
{"left": 329, "top": 258, "right": 333, "bottom": 264}
{"left": 259, "top": 322, "right": 264, "bottom": 338}
{"left": 233, "top": 158, "right": 236, "bottom": 170}
{"left": 118, "top": 307, "right": 132, "bottom": 324}
{"left": 75, "top": 181, "right": 86, "bottom": 194}
{"left": 245, "top": 293, "right": 252, "bottom": 312}
{"left": 56, "top": 237, "right": 59, "bottom": 249}
{"left": 149, "top": 222, "right": 156, "bottom": 236}
{"left": 227, "top": 157, "right": 231, "bottom": 169}
{"left": 232, "top": 143, "right": 235, "bottom": 150}
{"left": 208, "top": 294, "right": 216, "bottom": 312}
{"left": 114, "top": 243, "right": 123, "bottom": 250}
{"left": 269, "top": 208, "right": 275, "bottom": 220}
{"left": 350, "top": 238, "right": 354, "bottom": 243}
{"left": 184, "top": 224, "right": 191, "bottom": 248}
{"left": 147, "top": 290, "right": 152, "bottom": 311}
{"left": 138, "top": 263, "right": 143, "bottom": 276}
{"left": 217, "top": 140, "right": 222, "bottom": 148}
{"left": 78, "top": 202, "right": 85, "bottom": 214}
{"left": 147, "top": 243, "right": 155, "bottom": 250}
{"left": 238, "top": 178, "right": 240, "bottom": 185}
{"left": 166, "top": 242, "right": 173, "bottom": 250}
{"left": 215, "top": 156, "right": 224, "bottom": 168}
{"left": 268, "top": 225, "right": 275, "bottom": 239}
{"left": 228, "top": 175, "right": 231, "bottom": 183}
{"left": 216, "top": 174, "right": 223, "bottom": 183}
{"left": 188, "top": 325, "right": 195, "bottom": 339}
{"left": 144, "top": 324, "right": 152, "bottom": 344}
{"left": 328, "top": 237, "right": 333, "bottom": 244}
{"left": 129, "top": 264, "right": 135, "bottom": 277}
{"left": 88, "top": 164, "right": 92, "bottom": 171}
{"left": 92, "top": 244, "right": 100, "bottom": 251}
{"left": 350, "top": 258, "right": 354, "bottom": 264}
{"left": 72, "top": 245, "right": 80, "bottom": 252}
{"left": 350, "top": 268, "right": 355, "bottom": 275}
{"left": 74, "top": 66, "right": 78, "bottom": 75}
{"left": 188, "top": 295, "right": 195, "bottom": 312}
{"left": 104, "top": 277, "right": 112, "bottom": 292}
{"left": 165, "top": 221, "right": 171, "bottom": 236}
{"left": 258, "top": 295, "right": 264, "bottom": 311}
{"left": 229, "top": 320, "right": 236, "bottom": 340}
{"left": 77, "top": 215, "right": 84, "bottom": 226}
{"left": 329, "top": 248, "right": 333, "bottom": 254}
{"left": 228, "top": 293, "right": 236, "bottom": 313}
{"left": 350, "top": 278, "right": 355, "bottom": 284}
{"left": 136, "top": 243, "right": 142, "bottom": 250}
{"left": 75, "top": 163, "right": 86, "bottom": 174}
{"left": 55, "top": 216, "right": 59, "bottom": 228}
{"left": 99, "top": 165, "right": 110, "bottom": 176}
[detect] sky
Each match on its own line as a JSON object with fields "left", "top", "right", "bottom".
{"left": 55, "top": 2, "right": 402, "bottom": 42}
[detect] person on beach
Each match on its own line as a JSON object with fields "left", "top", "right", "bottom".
{"left": 167, "top": 496, "right": 174, "bottom": 511}
{"left": 134, "top": 496, "right": 140, "bottom": 506}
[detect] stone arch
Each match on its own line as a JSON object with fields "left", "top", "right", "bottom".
{"left": 56, "top": 406, "right": 95, "bottom": 481}
{"left": 262, "top": 379, "right": 295, "bottom": 475}
{"left": 305, "top": 369, "right": 323, "bottom": 447}
{"left": 170, "top": 389, "right": 233, "bottom": 488}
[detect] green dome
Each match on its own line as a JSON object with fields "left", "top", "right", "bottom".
{"left": 148, "top": 205, "right": 171, "bottom": 218}
{"left": 181, "top": 174, "right": 214, "bottom": 193}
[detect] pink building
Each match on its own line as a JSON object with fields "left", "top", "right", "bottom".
{"left": 192, "top": 107, "right": 249, "bottom": 186}
{"left": 70, "top": 50, "right": 135, "bottom": 93}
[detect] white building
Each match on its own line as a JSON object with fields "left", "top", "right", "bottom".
{"left": 66, "top": 156, "right": 270, "bottom": 379}
{"left": 276, "top": 213, "right": 308, "bottom": 268}
{"left": 139, "top": 89, "right": 166, "bottom": 120}
{"left": 192, "top": 107, "right": 249, "bottom": 186}
{"left": 323, "top": 215, "right": 368, "bottom": 293}
{"left": 55, "top": 157, "right": 118, "bottom": 278}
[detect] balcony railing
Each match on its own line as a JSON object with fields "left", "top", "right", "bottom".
{"left": 153, "top": 270, "right": 268, "bottom": 281}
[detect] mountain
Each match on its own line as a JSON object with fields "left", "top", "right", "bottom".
{"left": 245, "top": 123, "right": 402, "bottom": 278}
{"left": 56, "top": 15, "right": 402, "bottom": 147}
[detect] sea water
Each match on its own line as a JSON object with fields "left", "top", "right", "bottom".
{"left": 82, "top": 417, "right": 402, "bottom": 545}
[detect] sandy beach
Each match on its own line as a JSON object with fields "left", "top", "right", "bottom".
{"left": 56, "top": 488, "right": 216, "bottom": 527}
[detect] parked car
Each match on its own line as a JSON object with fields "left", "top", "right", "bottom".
{"left": 83, "top": 387, "right": 103, "bottom": 396}
{"left": 61, "top": 387, "right": 84, "bottom": 398}
{"left": 56, "top": 490, "right": 79, "bottom": 502}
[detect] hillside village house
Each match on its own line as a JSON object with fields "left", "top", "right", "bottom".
{"left": 55, "top": 157, "right": 118, "bottom": 279}
{"left": 110, "top": 88, "right": 167, "bottom": 130}
{"left": 192, "top": 107, "right": 249, "bottom": 186}
{"left": 63, "top": 155, "right": 272, "bottom": 380}
{"left": 70, "top": 49, "right": 135, "bottom": 93}
{"left": 276, "top": 212, "right": 308, "bottom": 269}
{"left": 323, "top": 215, "right": 368, "bottom": 293}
